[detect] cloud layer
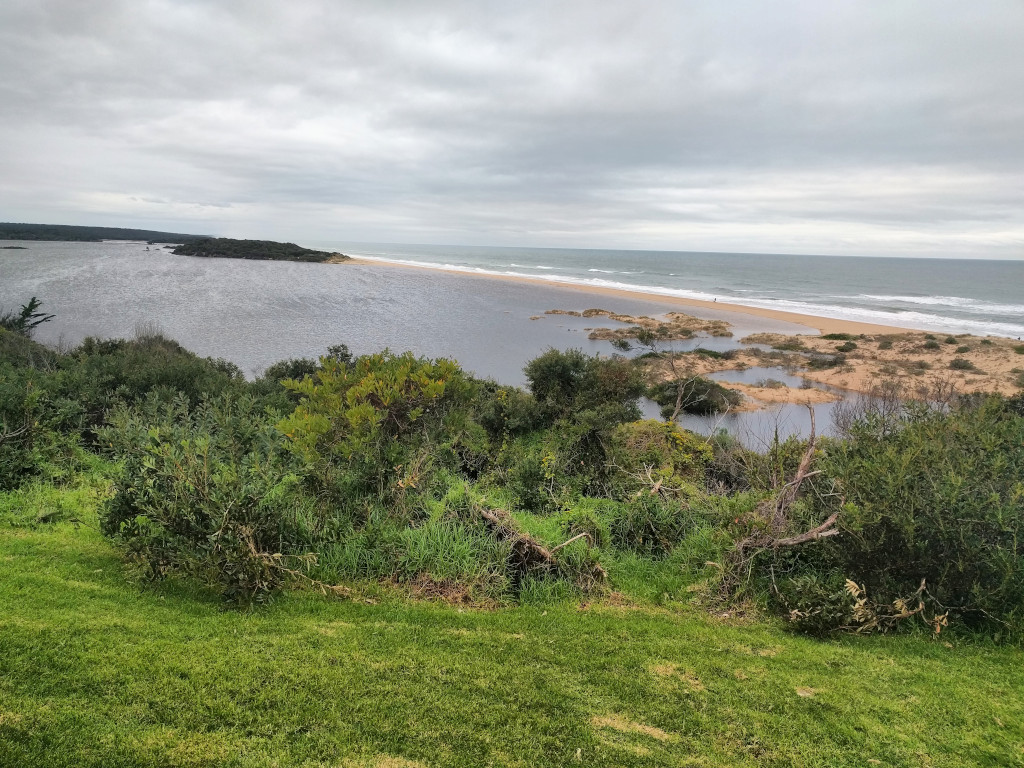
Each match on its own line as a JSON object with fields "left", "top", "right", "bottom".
{"left": 2, "top": 1, "right": 1022, "bottom": 256}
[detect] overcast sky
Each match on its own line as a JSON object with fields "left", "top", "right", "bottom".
{"left": 1, "top": 1, "right": 1022, "bottom": 257}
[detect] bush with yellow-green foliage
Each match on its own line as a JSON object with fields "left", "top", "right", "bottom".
{"left": 607, "top": 419, "right": 712, "bottom": 499}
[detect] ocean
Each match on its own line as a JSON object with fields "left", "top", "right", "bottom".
{"left": 314, "top": 242, "right": 1024, "bottom": 339}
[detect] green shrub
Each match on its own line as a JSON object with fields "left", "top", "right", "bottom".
{"left": 955, "top": 345, "right": 971, "bottom": 354}
{"left": 821, "top": 333, "right": 856, "bottom": 341}
{"left": 647, "top": 377, "right": 741, "bottom": 417}
{"left": 560, "top": 505, "right": 612, "bottom": 550}
{"left": 476, "top": 382, "right": 543, "bottom": 441}
{"left": 100, "top": 392, "right": 313, "bottom": 604}
{"left": 806, "top": 353, "right": 846, "bottom": 370}
{"left": 949, "top": 358, "right": 974, "bottom": 371}
{"left": 944, "top": 336, "right": 958, "bottom": 344}
{"left": 609, "top": 495, "right": 693, "bottom": 557}
{"left": 692, "top": 348, "right": 737, "bottom": 360}
{"left": 278, "top": 350, "right": 479, "bottom": 504}
{"left": 0, "top": 297, "right": 54, "bottom": 337}
{"left": 606, "top": 420, "right": 711, "bottom": 498}
{"left": 878, "top": 339, "right": 894, "bottom": 350}
{"left": 922, "top": 340, "right": 941, "bottom": 351}
{"left": 1014, "top": 345, "right": 1024, "bottom": 355}
{"left": 771, "top": 340, "right": 806, "bottom": 351}
{"left": 523, "top": 348, "right": 643, "bottom": 425}
{"left": 763, "top": 398, "right": 1024, "bottom": 637}
{"left": 835, "top": 341, "right": 857, "bottom": 353}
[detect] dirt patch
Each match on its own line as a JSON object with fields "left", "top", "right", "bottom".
{"left": 341, "top": 757, "right": 428, "bottom": 768}
{"left": 591, "top": 714, "right": 676, "bottom": 742}
{"left": 650, "top": 663, "right": 705, "bottom": 691}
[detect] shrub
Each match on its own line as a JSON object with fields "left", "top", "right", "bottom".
{"left": 944, "top": 336, "right": 958, "bottom": 344}
{"left": 523, "top": 348, "right": 643, "bottom": 425}
{"left": 606, "top": 420, "right": 711, "bottom": 498}
{"left": 0, "top": 364, "right": 79, "bottom": 489}
{"left": 1014, "top": 345, "right": 1024, "bottom": 355}
{"left": 277, "top": 350, "right": 478, "bottom": 504}
{"left": 693, "top": 348, "right": 737, "bottom": 361}
{"left": 100, "top": 393, "right": 313, "bottom": 604}
{"left": 806, "top": 353, "right": 845, "bottom": 370}
{"left": 761, "top": 398, "right": 1024, "bottom": 637}
{"left": 0, "top": 297, "right": 54, "bottom": 337}
{"left": 835, "top": 341, "right": 858, "bottom": 352}
{"left": 647, "top": 377, "right": 741, "bottom": 417}
{"left": 878, "top": 339, "right": 894, "bottom": 350}
{"left": 476, "top": 382, "right": 543, "bottom": 441}
{"left": 822, "top": 333, "right": 856, "bottom": 341}
{"left": 922, "top": 340, "right": 941, "bottom": 351}
{"left": 949, "top": 358, "right": 974, "bottom": 371}
{"left": 956, "top": 346, "right": 971, "bottom": 354}
{"left": 771, "top": 340, "right": 806, "bottom": 351}
{"left": 560, "top": 505, "right": 612, "bottom": 550}
{"left": 609, "top": 495, "right": 693, "bottom": 556}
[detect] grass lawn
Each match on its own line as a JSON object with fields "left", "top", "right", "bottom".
{"left": 2, "top": 479, "right": 1023, "bottom": 767}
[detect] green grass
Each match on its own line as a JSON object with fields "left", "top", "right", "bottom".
{"left": 2, "top": 480, "right": 1024, "bottom": 766}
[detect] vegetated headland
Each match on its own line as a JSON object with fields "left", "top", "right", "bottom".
{"left": 2, "top": 273, "right": 1024, "bottom": 763}
{"left": 172, "top": 237, "right": 349, "bottom": 263}
{"left": 0, "top": 222, "right": 208, "bottom": 243}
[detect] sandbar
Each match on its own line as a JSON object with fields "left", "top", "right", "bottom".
{"left": 343, "top": 256, "right": 910, "bottom": 337}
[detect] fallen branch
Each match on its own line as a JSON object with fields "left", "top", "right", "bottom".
{"left": 478, "top": 507, "right": 606, "bottom": 585}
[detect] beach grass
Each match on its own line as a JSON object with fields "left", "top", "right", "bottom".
{"left": 2, "top": 476, "right": 1024, "bottom": 768}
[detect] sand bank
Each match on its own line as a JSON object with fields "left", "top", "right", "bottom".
{"left": 344, "top": 256, "right": 909, "bottom": 337}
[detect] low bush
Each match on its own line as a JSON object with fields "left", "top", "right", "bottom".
{"left": 648, "top": 377, "right": 742, "bottom": 417}
{"left": 835, "top": 341, "right": 858, "bottom": 352}
{"left": 609, "top": 495, "right": 693, "bottom": 557}
{"left": 100, "top": 393, "right": 315, "bottom": 604}
{"left": 758, "top": 398, "right": 1024, "bottom": 637}
{"left": 949, "top": 357, "right": 975, "bottom": 370}
{"left": 606, "top": 419, "right": 711, "bottom": 498}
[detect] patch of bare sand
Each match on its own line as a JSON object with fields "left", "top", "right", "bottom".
{"left": 720, "top": 381, "right": 840, "bottom": 412}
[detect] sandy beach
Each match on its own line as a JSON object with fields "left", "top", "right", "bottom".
{"left": 344, "top": 256, "right": 910, "bottom": 337}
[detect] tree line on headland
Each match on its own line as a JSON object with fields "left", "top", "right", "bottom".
{"left": 0, "top": 222, "right": 208, "bottom": 243}
{"left": 2, "top": 296, "right": 1023, "bottom": 641}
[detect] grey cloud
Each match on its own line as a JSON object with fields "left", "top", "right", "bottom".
{"left": 0, "top": 1, "right": 1022, "bottom": 256}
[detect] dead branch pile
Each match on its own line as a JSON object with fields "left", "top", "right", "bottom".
{"left": 721, "top": 409, "right": 842, "bottom": 596}
{"left": 476, "top": 506, "right": 607, "bottom": 587}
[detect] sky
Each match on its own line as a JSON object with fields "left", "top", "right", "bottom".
{"left": 1, "top": 1, "right": 1022, "bottom": 258}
